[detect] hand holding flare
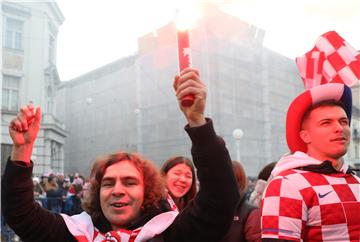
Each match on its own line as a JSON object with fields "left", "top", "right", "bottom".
{"left": 173, "top": 67, "right": 207, "bottom": 127}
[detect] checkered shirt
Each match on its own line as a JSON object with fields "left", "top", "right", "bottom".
{"left": 261, "top": 169, "right": 360, "bottom": 241}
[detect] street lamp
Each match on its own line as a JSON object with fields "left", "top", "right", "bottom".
{"left": 232, "top": 128, "right": 244, "bottom": 161}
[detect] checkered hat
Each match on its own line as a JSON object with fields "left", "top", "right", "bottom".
{"left": 296, "top": 31, "right": 360, "bottom": 89}
{"left": 286, "top": 31, "right": 359, "bottom": 153}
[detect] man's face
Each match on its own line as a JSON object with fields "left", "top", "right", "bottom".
{"left": 100, "top": 161, "right": 144, "bottom": 230}
{"left": 300, "top": 105, "right": 350, "bottom": 162}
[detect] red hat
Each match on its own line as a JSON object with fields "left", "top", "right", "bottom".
{"left": 286, "top": 31, "right": 359, "bottom": 153}
{"left": 286, "top": 83, "right": 352, "bottom": 153}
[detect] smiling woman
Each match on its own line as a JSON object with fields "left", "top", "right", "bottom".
{"left": 161, "top": 156, "right": 197, "bottom": 211}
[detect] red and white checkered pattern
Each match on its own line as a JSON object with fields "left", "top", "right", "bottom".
{"left": 296, "top": 31, "right": 360, "bottom": 90}
{"left": 261, "top": 169, "right": 360, "bottom": 241}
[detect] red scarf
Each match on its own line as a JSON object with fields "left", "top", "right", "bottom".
{"left": 61, "top": 210, "right": 178, "bottom": 242}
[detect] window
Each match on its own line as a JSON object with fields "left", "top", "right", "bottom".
{"left": 4, "top": 18, "right": 24, "bottom": 50}
{"left": 51, "top": 141, "right": 62, "bottom": 169}
{"left": 2, "top": 75, "right": 20, "bottom": 111}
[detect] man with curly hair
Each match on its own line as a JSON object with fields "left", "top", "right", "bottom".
{"left": 2, "top": 67, "right": 239, "bottom": 242}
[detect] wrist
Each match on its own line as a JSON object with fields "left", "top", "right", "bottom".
{"left": 187, "top": 116, "right": 206, "bottom": 127}
{"left": 11, "top": 144, "right": 33, "bottom": 164}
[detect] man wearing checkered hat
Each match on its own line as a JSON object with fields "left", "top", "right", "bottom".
{"left": 261, "top": 31, "right": 360, "bottom": 242}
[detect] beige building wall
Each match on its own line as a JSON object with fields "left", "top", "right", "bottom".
{"left": 58, "top": 5, "right": 306, "bottom": 176}
{"left": 1, "top": 1, "right": 66, "bottom": 176}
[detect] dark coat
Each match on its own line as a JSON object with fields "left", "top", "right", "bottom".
{"left": 222, "top": 195, "right": 261, "bottom": 242}
{"left": 2, "top": 119, "right": 240, "bottom": 242}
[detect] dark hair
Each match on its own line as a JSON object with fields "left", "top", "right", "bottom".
{"left": 258, "top": 161, "right": 277, "bottom": 181}
{"left": 231, "top": 161, "right": 248, "bottom": 195}
{"left": 48, "top": 174, "right": 55, "bottom": 183}
{"left": 160, "top": 156, "right": 197, "bottom": 206}
{"left": 82, "top": 152, "right": 166, "bottom": 224}
{"left": 301, "top": 100, "right": 347, "bottom": 129}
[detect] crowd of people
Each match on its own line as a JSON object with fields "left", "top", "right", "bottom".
{"left": 32, "top": 172, "right": 86, "bottom": 215}
{"left": 2, "top": 31, "right": 360, "bottom": 242}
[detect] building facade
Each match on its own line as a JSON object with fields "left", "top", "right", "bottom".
{"left": 1, "top": 1, "right": 66, "bottom": 176}
{"left": 57, "top": 5, "right": 308, "bottom": 176}
{"left": 348, "top": 83, "right": 360, "bottom": 168}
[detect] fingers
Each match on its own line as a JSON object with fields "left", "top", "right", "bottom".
{"left": 33, "top": 107, "right": 42, "bottom": 129}
{"left": 173, "top": 67, "right": 201, "bottom": 91}
{"left": 10, "top": 103, "right": 38, "bottom": 132}
{"left": 18, "top": 107, "right": 31, "bottom": 130}
{"left": 10, "top": 119, "right": 23, "bottom": 132}
{"left": 173, "top": 75, "right": 180, "bottom": 91}
{"left": 175, "top": 71, "right": 205, "bottom": 100}
{"left": 174, "top": 70, "right": 202, "bottom": 90}
{"left": 176, "top": 79, "right": 205, "bottom": 101}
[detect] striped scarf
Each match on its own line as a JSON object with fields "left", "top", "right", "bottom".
{"left": 61, "top": 210, "right": 178, "bottom": 242}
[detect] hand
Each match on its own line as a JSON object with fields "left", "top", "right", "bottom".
{"left": 9, "top": 103, "right": 41, "bottom": 163}
{"left": 173, "top": 67, "right": 207, "bottom": 127}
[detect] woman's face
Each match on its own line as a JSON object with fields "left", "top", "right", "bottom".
{"left": 165, "top": 163, "right": 193, "bottom": 199}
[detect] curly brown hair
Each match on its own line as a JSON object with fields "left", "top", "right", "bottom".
{"left": 82, "top": 152, "right": 166, "bottom": 224}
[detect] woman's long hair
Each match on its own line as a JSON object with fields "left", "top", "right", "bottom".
{"left": 232, "top": 161, "right": 248, "bottom": 196}
{"left": 160, "top": 156, "right": 197, "bottom": 208}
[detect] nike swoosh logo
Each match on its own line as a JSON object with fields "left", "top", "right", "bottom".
{"left": 318, "top": 191, "right": 333, "bottom": 198}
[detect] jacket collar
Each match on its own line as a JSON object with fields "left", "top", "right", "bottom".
{"left": 297, "top": 160, "right": 356, "bottom": 174}
{"left": 271, "top": 152, "right": 353, "bottom": 177}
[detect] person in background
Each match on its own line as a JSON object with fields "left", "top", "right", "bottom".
{"left": 62, "top": 177, "right": 71, "bottom": 193}
{"left": 56, "top": 172, "right": 65, "bottom": 190}
{"left": 160, "top": 156, "right": 197, "bottom": 211}
{"left": 46, "top": 174, "right": 63, "bottom": 213}
{"left": 33, "top": 176, "right": 45, "bottom": 198}
{"left": 39, "top": 173, "right": 49, "bottom": 192}
{"left": 63, "top": 177, "right": 84, "bottom": 215}
{"left": 248, "top": 161, "right": 276, "bottom": 208}
{"left": 222, "top": 161, "right": 261, "bottom": 242}
{"left": 33, "top": 176, "right": 46, "bottom": 207}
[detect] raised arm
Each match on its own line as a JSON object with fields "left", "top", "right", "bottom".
{"left": 166, "top": 68, "right": 240, "bottom": 242}
{"left": 9, "top": 103, "right": 41, "bottom": 163}
{"left": 2, "top": 104, "right": 75, "bottom": 242}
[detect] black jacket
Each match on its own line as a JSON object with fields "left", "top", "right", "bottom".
{"left": 221, "top": 195, "right": 258, "bottom": 242}
{"left": 2, "top": 119, "right": 240, "bottom": 242}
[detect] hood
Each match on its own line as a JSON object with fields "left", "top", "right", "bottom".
{"left": 271, "top": 151, "right": 349, "bottom": 177}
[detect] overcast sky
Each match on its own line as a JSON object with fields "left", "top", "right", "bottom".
{"left": 56, "top": 0, "right": 360, "bottom": 81}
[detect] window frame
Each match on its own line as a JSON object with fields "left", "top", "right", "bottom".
{"left": 2, "top": 75, "right": 21, "bottom": 111}
{"left": 4, "top": 17, "right": 24, "bottom": 50}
